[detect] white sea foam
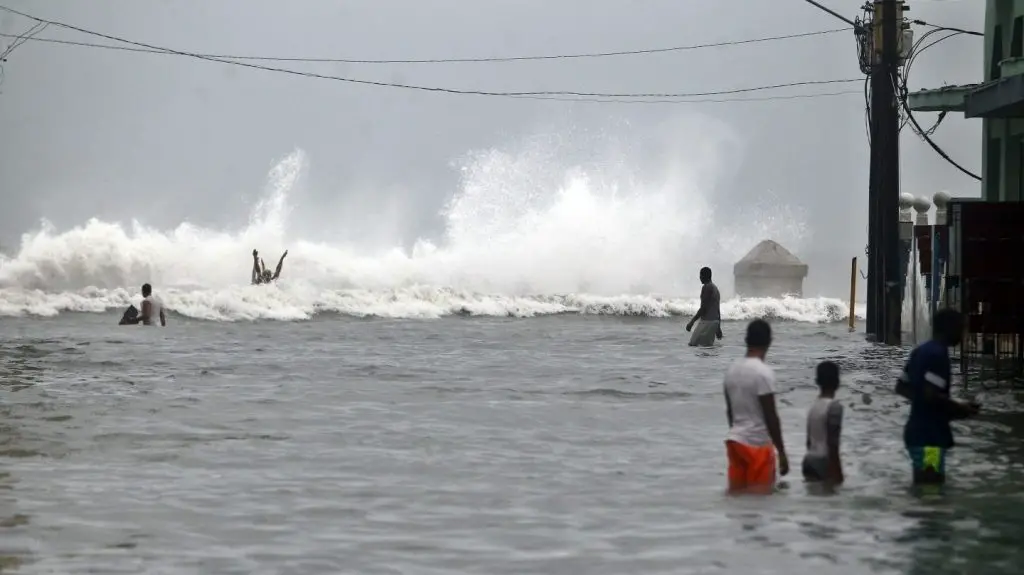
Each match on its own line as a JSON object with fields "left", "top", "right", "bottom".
{"left": 0, "top": 137, "right": 859, "bottom": 323}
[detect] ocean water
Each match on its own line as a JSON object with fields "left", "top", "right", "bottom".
{"left": 3, "top": 315, "right": 1024, "bottom": 574}
{"left": 2, "top": 148, "right": 1023, "bottom": 573}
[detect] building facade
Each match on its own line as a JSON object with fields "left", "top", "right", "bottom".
{"left": 908, "top": 0, "right": 1024, "bottom": 202}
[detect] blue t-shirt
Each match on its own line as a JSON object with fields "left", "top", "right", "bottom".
{"left": 900, "top": 339, "right": 954, "bottom": 448}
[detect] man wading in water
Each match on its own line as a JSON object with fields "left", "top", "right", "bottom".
{"left": 896, "top": 308, "right": 979, "bottom": 487}
{"left": 686, "top": 266, "right": 723, "bottom": 346}
{"left": 722, "top": 319, "right": 788, "bottom": 494}
{"left": 122, "top": 283, "right": 166, "bottom": 326}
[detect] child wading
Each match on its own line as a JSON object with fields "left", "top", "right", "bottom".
{"left": 802, "top": 361, "right": 844, "bottom": 486}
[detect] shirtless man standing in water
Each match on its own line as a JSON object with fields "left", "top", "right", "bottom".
{"left": 686, "top": 266, "right": 723, "bottom": 346}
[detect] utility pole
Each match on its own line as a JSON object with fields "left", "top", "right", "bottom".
{"left": 865, "top": 0, "right": 906, "bottom": 345}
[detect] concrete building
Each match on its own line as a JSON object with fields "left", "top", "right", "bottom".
{"left": 906, "top": 3, "right": 1024, "bottom": 386}
{"left": 733, "top": 239, "right": 809, "bottom": 298}
{"left": 907, "top": 0, "right": 1024, "bottom": 202}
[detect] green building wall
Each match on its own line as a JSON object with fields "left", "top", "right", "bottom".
{"left": 982, "top": 0, "right": 1024, "bottom": 201}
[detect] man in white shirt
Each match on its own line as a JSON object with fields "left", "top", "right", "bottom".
{"left": 138, "top": 283, "right": 166, "bottom": 327}
{"left": 722, "top": 319, "right": 788, "bottom": 493}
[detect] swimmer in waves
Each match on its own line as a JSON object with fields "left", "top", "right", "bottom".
{"left": 252, "top": 248, "right": 288, "bottom": 285}
{"left": 118, "top": 283, "right": 167, "bottom": 326}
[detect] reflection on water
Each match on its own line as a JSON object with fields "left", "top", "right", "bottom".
{"left": 897, "top": 409, "right": 1024, "bottom": 575}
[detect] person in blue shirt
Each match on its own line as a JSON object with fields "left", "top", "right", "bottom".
{"left": 895, "top": 308, "right": 979, "bottom": 486}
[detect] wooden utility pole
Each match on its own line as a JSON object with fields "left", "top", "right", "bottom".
{"left": 866, "top": 0, "right": 905, "bottom": 345}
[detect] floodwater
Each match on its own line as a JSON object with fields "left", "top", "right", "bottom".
{"left": 2, "top": 314, "right": 1024, "bottom": 574}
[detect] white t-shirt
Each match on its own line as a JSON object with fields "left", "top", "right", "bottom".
{"left": 723, "top": 357, "right": 777, "bottom": 446}
{"left": 805, "top": 397, "right": 843, "bottom": 459}
{"left": 142, "top": 295, "right": 163, "bottom": 325}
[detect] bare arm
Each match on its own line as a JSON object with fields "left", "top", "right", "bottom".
{"left": 759, "top": 393, "right": 789, "bottom": 475}
{"left": 896, "top": 374, "right": 975, "bottom": 419}
{"left": 252, "top": 251, "right": 261, "bottom": 284}
{"left": 725, "top": 390, "right": 733, "bottom": 427}
{"left": 272, "top": 250, "right": 288, "bottom": 280}
{"left": 688, "top": 285, "right": 710, "bottom": 328}
{"left": 759, "top": 394, "right": 786, "bottom": 454}
{"left": 826, "top": 402, "right": 844, "bottom": 484}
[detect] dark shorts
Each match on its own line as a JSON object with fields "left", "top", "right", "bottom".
{"left": 802, "top": 457, "right": 828, "bottom": 482}
{"left": 908, "top": 446, "right": 948, "bottom": 476}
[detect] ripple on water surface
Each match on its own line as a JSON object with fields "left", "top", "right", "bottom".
{"left": 1, "top": 315, "right": 1023, "bottom": 574}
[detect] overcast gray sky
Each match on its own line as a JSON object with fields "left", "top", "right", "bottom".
{"left": 0, "top": 0, "right": 983, "bottom": 295}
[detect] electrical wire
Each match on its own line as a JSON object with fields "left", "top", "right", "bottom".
{"left": 0, "top": 27, "right": 852, "bottom": 64}
{"left": 892, "top": 21, "right": 981, "bottom": 181}
{"left": 899, "top": 30, "right": 961, "bottom": 131}
{"left": 915, "top": 31, "right": 965, "bottom": 60}
{"left": 895, "top": 66, "right": 980, "bottom": 181}
{"left": 509, "top": 89, "right": 861, "bottom": 105}
{"left": 0, "top": 5, "right": 864, "bottom": 101}
{"left": 898, "top": 26, "right": 971, "bottom": 130}
{"left": 798, "top": 0, "right": 860, "bottom": 29}
{"left": 863, "top": 76, "right": 872, "bottom": 143}
{"left": 912, "top": 20, "right": 983, "bottom": 37}
{"left": 0, "top": 20, "right": 48, "bottom": 92}
{"left": 904, "top": 28, "right": 969, "bottom": 82}
{"left": 0, "top": 21, "right": 46, "bottom": 60}
{"left": 899, "top": 91, "right": 980, "bottom": 181}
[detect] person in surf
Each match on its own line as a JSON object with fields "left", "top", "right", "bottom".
{"left": 252, "top": 249, "right": 288, "bottom": 285}
{"left": 686, "top": 266, "right": 723, "bottom": 346}
{"left": 119, "top": 283, "right": 166, "bottom": 326}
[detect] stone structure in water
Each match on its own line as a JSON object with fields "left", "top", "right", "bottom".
{"left": 733, "top": 239, "right": 809, "bottom": 298}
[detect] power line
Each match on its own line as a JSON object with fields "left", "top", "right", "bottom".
{"left": 905, "top": 29, "right": 965, "bottom": 80}
{"left": 899, "top": 27, "right": 964, "bottom": 131}
{"left": 899, "top": 90, "right": 980, "bottom": 181}
{"left": 0, "top": 27, "right": 852, "bottom": 64}
{"left": 0, "top": 5, "right": 863, "bottom": 101}
{"left": 894, "top": 21, "right": 981, "bottom": 181}
{"left": 513, "top": 89, "right": 861, "bottom": 104}
{"left": 912, "top": 20, "right": 983, "bottom": 37}
{"left": 1, "top": 20, "right": 49, "bottom": 92}
{"left": 0, "top": 21, "right": 47, "bottom": 60}
{"left": 798, "top": 0, "right": 860, "bottom": 29}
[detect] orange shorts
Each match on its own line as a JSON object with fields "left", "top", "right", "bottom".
{"left": 726, "top": 440, "right": 776, "bottom": 493}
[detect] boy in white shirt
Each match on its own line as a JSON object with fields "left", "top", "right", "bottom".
{"left": 802, "top": 361, "right": 843, "bottom": 486}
